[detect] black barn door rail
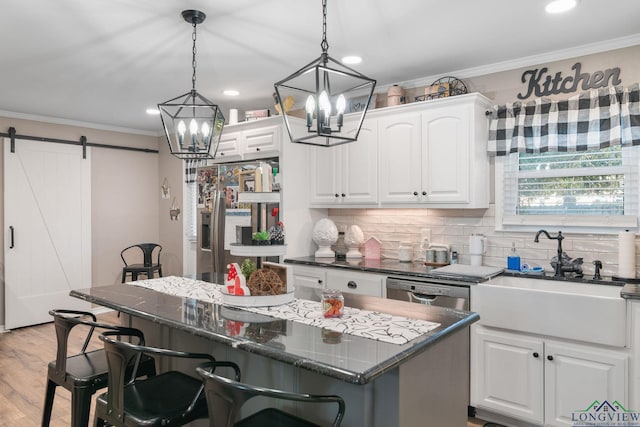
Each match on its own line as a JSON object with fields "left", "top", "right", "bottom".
{"left": 1, "top": 126, "right": 159, "bottom": 159}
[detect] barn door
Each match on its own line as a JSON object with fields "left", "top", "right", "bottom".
{"left": 4, "top": 138, "right": 91, "bottom": 329}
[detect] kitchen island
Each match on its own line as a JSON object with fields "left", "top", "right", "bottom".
{"left": 71, "top": 279, "right": 478, "bottom": 426}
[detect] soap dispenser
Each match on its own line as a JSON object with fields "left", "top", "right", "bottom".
{"left": 507, "top": 242, "right": 521, "bottom": 271}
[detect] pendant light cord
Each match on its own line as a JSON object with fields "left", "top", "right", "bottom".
{"left": 320, "top": 0, "right": 329, "bottom": 58}
{"left": 191, "top": 21, "right": 198, "bottom": 91}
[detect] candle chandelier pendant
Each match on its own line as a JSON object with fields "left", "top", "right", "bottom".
{"left": 159, "top": 10, "right": 225, "bottom": 160}
{"left": 274, "top": 0, "right": 376, "bottom": 147}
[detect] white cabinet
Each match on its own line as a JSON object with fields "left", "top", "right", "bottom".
{"left": 379, "top": 94, "right": 491, "bottom": 207}
{"left": 309, "top": 118, "right": 378, "bottom": 206}
{"left": 290, "top": 264, "right": 384, "bottom": 298}
{"left": 472, "top": 325, "right": 628, "bottom": 426}
{"left": 378, "top": 113, "right": 422, "bottom": 204}
{"left": 212, "top": 118, "right": 283, "bottom": 163}
{"left": 326, "top": 269, "right": 384, "bottom": 297}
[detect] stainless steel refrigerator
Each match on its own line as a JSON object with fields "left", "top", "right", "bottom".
{"left": 196, "top": 159, "right": 280, "bottom": 283}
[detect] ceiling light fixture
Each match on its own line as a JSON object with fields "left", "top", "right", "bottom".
{"left": 146, "top": 108, "right": 160, "bottom": 115}
{"left": 223, "top": 90, "right": 240, "bottom": 96}
{"left": 274, "top": 0, "right": 376, "bottom": 147}
{"left": 341, "top": 56, "right": 362, "bottom": 65}
{"left": 158, "top": 10, "right": 225, "bottom": 160}
{"left": 545, "top": 0, "right": 578, "bottom": 14}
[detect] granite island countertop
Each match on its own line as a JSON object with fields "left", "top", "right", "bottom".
{"left": 70, "top": 282, "right": 478, "bottom": 385}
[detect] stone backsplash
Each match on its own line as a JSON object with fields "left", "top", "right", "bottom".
{"left": 327, "top": 205, "right": 636, "bottom": 279}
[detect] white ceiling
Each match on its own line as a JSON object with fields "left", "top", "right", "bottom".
{"left": 1, "top": 0, "right": 639, "bottom": 135}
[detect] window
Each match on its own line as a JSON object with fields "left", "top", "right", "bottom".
{"left": 497, "top": 145, "right": 639, "bottom": 230}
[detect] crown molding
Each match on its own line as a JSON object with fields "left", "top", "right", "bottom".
{"left": 384, "top": 34, "right": 640, "bottom": 91}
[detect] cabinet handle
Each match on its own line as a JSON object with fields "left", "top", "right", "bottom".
{"left": 422, "top": 191, "right": 427, "bottom": 196}
{"left": 256, "top": 147, "right": 260, "bottom": 151}
{"left": 532, "top": 352, "right": 539, "bottom": 358}
{"left": 413, "top": 191, "right": 418, "bottom": 196}
{"left": 347, "top": 280, "right": 357, "bottom": 289}
{"left": 341, "top": 193, "right": 346, "bottom": 197}
{"left": 547, "top": 355, "right": 554, "bottom": 361}
{"left": 318, "top": 279, "right": 323, "bottom": 284}
{"left": 334, "top": 194, "right": 339, "bottom": 198}
{"left": 9, "top": 226, "right": 15, "bottom": 249}
{"left": 220, "top": 152, "right": 225, "bottom": 156}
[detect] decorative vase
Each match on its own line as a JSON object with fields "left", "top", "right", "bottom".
{"left": 313, "top": 218, "right": 338, "bottom": 258}
{"left": 345, "top": 225, "right": 365, "bottom": 258}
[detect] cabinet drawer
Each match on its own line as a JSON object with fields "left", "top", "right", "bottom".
{"left": 292, "top": 266, "right": 326, "bottom": 301}
{"left": 326, "top": 270, "right": 384, "bottom": 297}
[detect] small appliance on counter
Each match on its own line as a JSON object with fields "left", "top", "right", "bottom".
{"left": 469, "top": 234, "right": 487, "bottom": 266}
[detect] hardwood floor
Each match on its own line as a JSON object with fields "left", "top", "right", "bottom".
{"left": 0, "top": 310, "right": 489, "bottom": 426}
{"left": 0, "top": 311, "right": 119, "bottom": 426}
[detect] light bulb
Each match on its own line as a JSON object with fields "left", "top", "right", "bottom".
{"left": 305, "top": 95, "right": 315, "bottom": 128}
{"left": 305, "top": 95, "right": 315, "bottom": 114}
{"left": 319, "top": 91, "right": 331, "bottom": 115}
{"left": 189, "top": 119, "right": 198, "bottom": 135}
{"left": 336, "top": 94, "right": 346, "bottom": 114}
{"left": 177, "top": 120, "right": 186, "bottom": 136}
{"left": 201, "top": 122, "right": 210, "bottom": 137}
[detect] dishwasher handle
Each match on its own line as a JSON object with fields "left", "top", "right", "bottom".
{"left": 410, "top": 292, "right": 438, "bottom": 304}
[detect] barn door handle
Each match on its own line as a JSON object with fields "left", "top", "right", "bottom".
{"left": 9, "top": 226, "right": 15, "bottom": 248}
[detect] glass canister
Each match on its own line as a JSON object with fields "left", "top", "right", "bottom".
{"left": 333, "top": 231, "right": 348, "bottom": 261}
{"left": 322, "top": 289, "right": 344, "bottom": 318}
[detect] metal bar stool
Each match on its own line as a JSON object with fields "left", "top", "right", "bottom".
{"left": 94, "top": 329, "right": 241, "bottom": 427}
{"left": 196, "top": 363, "right": 345, "bottom": 427}
{"left": 121, "top": 243, "right": 163, "bottom": 283}
{"left": 41, "top": 309, "right": 156, "bottom": 427}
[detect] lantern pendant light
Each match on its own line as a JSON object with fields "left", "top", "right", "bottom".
{"left": 274, "top": 0, "right": 376, "bottom": 147}
{"left": 158, "top": 10, "right": 225, "bottom": 160}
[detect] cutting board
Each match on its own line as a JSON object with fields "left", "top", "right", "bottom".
{"left": 430, "top": 264, "right": 504, "bottom": 281}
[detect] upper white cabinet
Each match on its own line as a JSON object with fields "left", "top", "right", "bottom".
{"left": 309, "top": 93, "right": 493, "bottom": 208}
{"left": 212, "top": 118, "right": 283, "bottom": 163}
{"left": 309, "top": 117, "right": 378, "bottom": 206}
{"left": 379, "top": 94, "right": 492, "bottom": 207}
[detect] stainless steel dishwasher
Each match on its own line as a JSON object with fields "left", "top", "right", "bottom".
{"left": 386, "top": 276, "right": 470, "bottom": 310}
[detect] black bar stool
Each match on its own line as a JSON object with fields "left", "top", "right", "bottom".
{"left": 121, "top": 243, "right": 163, "bottom": 283}
{"left": 41, "top": 309, "right": 156, "bottom": 427}
{"left": 94, "top": 329, "right": 241, "bottom": 427}
{"left": 196, "top": 363, "right": 345, "bottom": 427}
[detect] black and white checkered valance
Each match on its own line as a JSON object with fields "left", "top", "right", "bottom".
{"left": 488, "top": 83, "right": 640, "bottom": 156}
{"left": 185, "top": 159, "right": 206, "bottom": 183}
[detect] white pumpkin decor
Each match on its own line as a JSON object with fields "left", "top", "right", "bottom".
{"left": 312, "top": 218, "right": 339, "bottom": 258}
{"left": 345, "top": 225, "right": 365, "bottom": 258}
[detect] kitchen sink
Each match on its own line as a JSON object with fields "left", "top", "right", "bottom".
{"left": 501, "top": 269, "right": 626, "bottom": 287}
{"left": 471, "top": 275, "right": 626, "bottom": 347}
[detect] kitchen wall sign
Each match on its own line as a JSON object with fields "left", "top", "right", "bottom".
{"left": 518, "top": 62, "right": 622, "bottom": 99}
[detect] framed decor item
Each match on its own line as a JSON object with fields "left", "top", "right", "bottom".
{"left": 346, "top": 94, "right": 377, "bottom": 113}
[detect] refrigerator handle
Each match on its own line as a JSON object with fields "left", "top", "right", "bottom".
{"left": 212, "top": 188, "right": 225, "bottom": 274}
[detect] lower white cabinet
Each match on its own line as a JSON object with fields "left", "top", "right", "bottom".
{"left": 472, "top": 325, "right": 628, "bottom": 426}
{"left": 325, "top": 269, "right": 384, "bottom": 297}
{"left": 290, "top": 264, "right": 384, "bottom": 298}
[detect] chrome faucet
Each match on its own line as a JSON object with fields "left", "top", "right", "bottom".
{"left": 534, "top": 230, "right": 565, "bottom": 277}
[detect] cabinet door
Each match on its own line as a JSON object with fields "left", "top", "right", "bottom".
{"left": 471, "top": 326, "right": 544, "bottom": 424}
{"left": 292, "top": 266, "right": 326, "bottom": 301}
{"left": 242, "top": 125, "right": 281, "bottom": 160}
{"left": 421, "top": 104, "right": 470, "bottom": 203}
{"left": 326, "top": 270, "right": 384, "bottom": 297}
{"left": 378, "top": 113, "right": 422, "bottom": 204}
{"left": 341, "top": 119, "right": 378, "bottom": 205}
{"left": 544, "top": 341, "right": 628, "bottom": 427}
{"left": 214, "top": 131, "right": 242, "bottom": 162}
{"left": 309, "top": 146, "right": 341, "bottom": 205}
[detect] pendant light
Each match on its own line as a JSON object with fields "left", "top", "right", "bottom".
{"left": 274, "top": 0, "right": 376, "bottom": 147}
{"left": 158, "top": 10, "right": 225, "bottom": 160}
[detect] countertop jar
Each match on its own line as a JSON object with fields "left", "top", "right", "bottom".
{"left": 398, "top": 243, "right": 413, "bottom": 262}
{"left": 322, "top": 289, "right": 344, "bottom": 318}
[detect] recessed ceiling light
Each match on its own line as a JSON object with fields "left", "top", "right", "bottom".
{"left": 224, "top": 89, "right": 240, "bottom": 96}
{"left": 341, "top": 56, "right": 362, "bottom": 65}
{"left": 545, "top": 0, "right": 578, "bottom": 14}
{"left": 146, "top": 108, "right": 160, "bottom": 115}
